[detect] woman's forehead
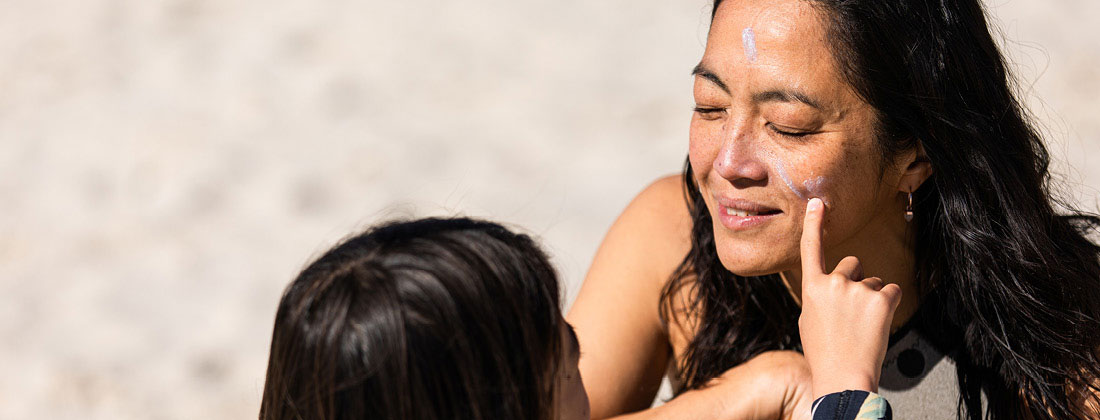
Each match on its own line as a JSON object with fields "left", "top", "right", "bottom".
{"left": 699, "top": 0, "right": 856, "bottom": 116}
{"left": 705, "top": 0, "right": 831, "bottom": 72}
{"left": 715, "top": 0, "right": 819, "bottom": 37}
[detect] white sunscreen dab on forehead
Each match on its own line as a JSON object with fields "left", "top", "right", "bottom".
{"left": 741, "top": 27, "right": 758, "bottom": 63}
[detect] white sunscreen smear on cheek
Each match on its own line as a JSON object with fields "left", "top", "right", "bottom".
{"left": 802, "top": 176, "right": 831, "bottom": 207}
{"left": 760, "top": 148, "right": 806, "bottom": 199}
{"left": 760, "top": 148, "right": 831, "bottom": 206}
{"left": 742, "top": 27, "right": 758, "bottom": 63}
{"left": 771, "top": 155, "right": 806, "bottom": 200}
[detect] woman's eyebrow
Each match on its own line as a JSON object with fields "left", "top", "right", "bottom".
{"left": 692, "top": 63, "right": 822, "bottom": 111}
{"left": 752, "top": 89, "right": 823, "bottom": 110}
{"left": 691, "top": 63, "right": 730, "bottom": 94}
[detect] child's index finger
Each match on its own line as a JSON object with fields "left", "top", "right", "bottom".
{"left": 801, "top": 198, "right": 826, "bottom": 276}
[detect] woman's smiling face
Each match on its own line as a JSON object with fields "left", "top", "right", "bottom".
{"left": 690, "top": 0, "right": 905, "bottom": 275}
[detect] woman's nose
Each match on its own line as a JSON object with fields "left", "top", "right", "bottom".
{"left": 714, "top": 133, "right": 768, "bottom": 182}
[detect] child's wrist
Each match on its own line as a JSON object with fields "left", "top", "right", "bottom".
{"left": 812, "top": 373, "right": 876, "bottom": 400}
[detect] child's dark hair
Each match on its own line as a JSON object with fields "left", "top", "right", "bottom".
{"left": 259, "top": 217, "right": 564, "bottom": 420}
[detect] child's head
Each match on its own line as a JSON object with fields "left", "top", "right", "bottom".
{"left": 260, "top": 217, "right": 588, "bottom": 420}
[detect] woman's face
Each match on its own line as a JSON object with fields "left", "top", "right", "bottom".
{"left": 690, "top": 0, "right": 905, "bottom": 275}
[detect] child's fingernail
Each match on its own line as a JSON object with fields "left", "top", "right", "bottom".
{"left": 807, "top": 198, "right": 822, "bottom": 212}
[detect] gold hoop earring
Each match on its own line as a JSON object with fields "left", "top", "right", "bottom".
{"left": 904, "top": 189, "right": 914, "bottom": 222}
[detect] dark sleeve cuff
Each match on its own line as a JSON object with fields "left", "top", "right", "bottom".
{"left": 810, "top": 390, "right": 892, "bottom": 420}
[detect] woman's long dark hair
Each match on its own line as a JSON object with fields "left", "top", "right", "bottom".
{"left": 260, "top": 217, "right": 565, "bottom": 420}
{"left": 661, "top": 0, "right": 1100, "bottom": 418}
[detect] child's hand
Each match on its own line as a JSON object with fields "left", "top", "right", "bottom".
{"left": 797, "top": 198, "right": 902, "bottom": 400}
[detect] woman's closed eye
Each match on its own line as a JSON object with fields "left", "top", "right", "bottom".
{"left": 693, "top": 106, "right": 727, "bottom": 120}
{"left": 766, "top": 122, "right": 815, "bottom": 139}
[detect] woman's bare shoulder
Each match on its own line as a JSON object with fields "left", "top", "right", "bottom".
{"left": 607, "top": 174, "right": 693, "bottom": 280}
{"left": 634, "top": 174, "right": 691, "bottom": 218}
{"left": 568, "top": 172, "right": 694, "bottom": 331}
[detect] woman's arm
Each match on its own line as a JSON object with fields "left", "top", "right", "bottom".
{"left": 609, "top": 351, "right": 812, "bottom": 420}
{"left": 567, "top": 175, "right": 691, "bottom": 417}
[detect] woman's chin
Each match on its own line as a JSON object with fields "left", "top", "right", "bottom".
{"left": 722, "top": 265, "right": 779, "bottom": 277}
{"left": 715, "top": 245, "right": 795, "bottom": 277}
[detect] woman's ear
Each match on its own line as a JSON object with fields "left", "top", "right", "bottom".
{"left": 898, "top": 143, "right": 933, "bottom": 193}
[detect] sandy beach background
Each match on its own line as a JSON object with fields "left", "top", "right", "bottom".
{"left": 1, "top": 0, "right": 1097, "bottom": 418}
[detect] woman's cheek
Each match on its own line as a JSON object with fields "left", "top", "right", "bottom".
{"left": 687, "top": 133, "right": 719, "bottom": 179}
{"left": 801, "top": 175, "right": 831, "bottom": 207}
{"left": 758, "top": 147, "right": 834, "bottom": 206}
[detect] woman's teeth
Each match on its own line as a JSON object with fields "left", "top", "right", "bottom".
{"left": 726, "top": 208, "right": 758, "bottom": 217}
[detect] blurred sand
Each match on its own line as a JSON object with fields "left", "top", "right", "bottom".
{"left": 0, "top": 1, "right": 1096, "bottom": 419}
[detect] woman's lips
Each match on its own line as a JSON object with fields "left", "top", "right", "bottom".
{"left": 714, "top": 197, "right": 782, "bottom": 231}
{"left": 717, "top": 210, "right": 781, "bottom": 230}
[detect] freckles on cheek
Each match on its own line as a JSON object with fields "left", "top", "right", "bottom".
{"left": 688, "top": 137, "right": 717, "bottom": 178}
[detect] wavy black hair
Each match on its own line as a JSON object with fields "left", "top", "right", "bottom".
{"left": 661, "top": 0, "right": 1100, "bottom": 418}
{"left": 260, "top": 217, "right": 565, "bottom": 420}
